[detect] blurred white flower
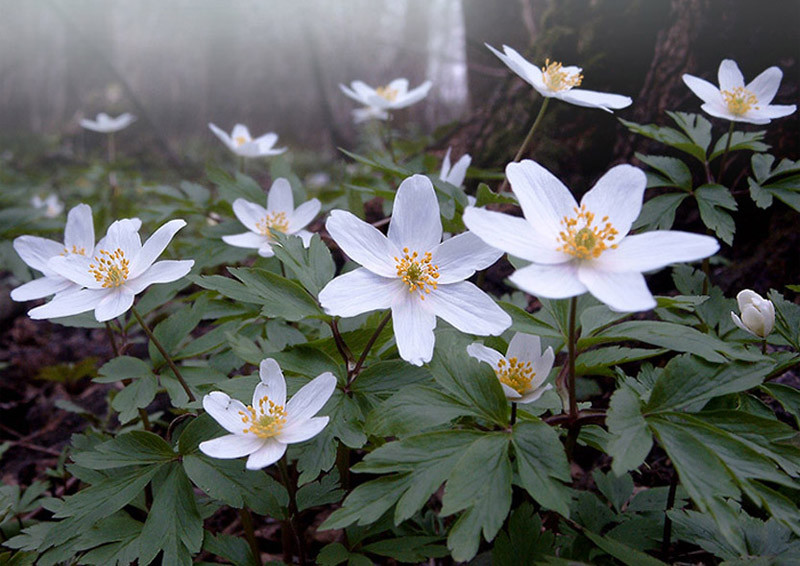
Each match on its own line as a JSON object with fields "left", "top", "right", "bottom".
{"left": 731, "top": 289, "right": 775, "bottom": 338}
{"left": 200, "top": 359, "right": 336, "bottom": 470}
{"left": 80, "top": 112, "right": 136, "bottom": 133}
{"left": 222, "top": 178, "right": 321, "bottom": 257}
{"left": 31, "top": 194, "right": 64, "bottom": 218}
{"left": 319, "top": 174, "right": 510, "bottom": 366}
{"left": 468, "top": 333, "right": 555, "bottom": 403}
{"left": 486, "top": 44, "right": 632, "bottom": 112}
{"left": 683, "top": 59, "right": 796, "bottom": 124}
{"left": 439, "top": 147, "right": 471, "bottom": 187}
{"left": 208, "top": 123, "right": 287, "bottom": 158}
{"left": 340, "top": 78, "right": 432, "bottom": 111}
{"left": 463, "top": 160, "right": 719, "bottom": 312}
{"left": 28, "top": 218, "right": 193, "bottom": 322}
{"left": 352, "top": 106, "right": 390, "bottom": 123}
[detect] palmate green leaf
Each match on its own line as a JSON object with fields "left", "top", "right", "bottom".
{"left": 500, "top": 301, "right": 563, "bottom": 339}
{"left": 111, "top": 373, "right": 157, "bottom": 424}
{"left": 761, "top": 383, "right": 800, "bottom": 427}
{"left": 229, "top": 266, "right": 324, "bottom": 321}
{"left": 576, "top": 346, "right": 666, "bottom": 377}
{"left": 709, "top": 129, "right": 769, "bottom": 160}
{"left": 349, "top": 359, "right": 431, "bottom": 398}
{"left": 607, "top": 386, "right": 653, "bottom": 476}
{"left": 474, "top": 182, "right": 518, "bottom": 207}
{"left": 492, "top": 503, "right": 554, "bottom": 566}
{"left": 71, "top": 431, "right": 176, "bottom": 469}
{"left": 769, "top": 289, "right": 800, "bottom": 349}
{"left": 206, "top": 164, "right": 265, "bottom": 204}
{"left": 190, "top": 273, "right": 263, "bottom": 304}
{"left": 148, "top": 295, "right": 207, "bottom": 365}
{"left": 73, "top": 513, "right": 143, "bottom": 566}
{"left": 620, "top": 113, "right": 708, "bottom": 162}
{"left": 512, "top": 420, "right": 571, "bottom": 516}
{"left": 293, "top": 429, "right": 337, "bottom": 485}
{"left": 667, "top": 111, "right": 713, "bottom": 154}
{"left": 582, "top": 530, "right": 668, "bottom": 566}
{"left": 202, "top": 533, "right": 258, "bottom": 566}
{"left": 95, "top": 355, "right": 153, "bottom": 383}
{"left": 296, "top": 470, "right": 343, "bottom": 512}
{"left": 632, "top": 193, "right": 689, "bottom": 231}
{"left": 271, "top": 232, "right": 335, "bottom": 296}
{"left": 361, "top": 535, "right": 448, "bottom": 563}
{"left": 635, "top": 153, "right": 693, "bottom": 191}
{"left": 748, "top": 154, "right": 800, "bottom": 212}
{"left": 695, "top": 184, "right": 737, "bottom": 245}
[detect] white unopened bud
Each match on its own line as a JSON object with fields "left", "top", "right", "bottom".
{"left": 731, "top": 289, "right": 774, "bottom": 338}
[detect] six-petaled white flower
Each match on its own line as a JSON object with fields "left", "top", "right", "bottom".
{"left": 31, "top": 194, "right": 64, "bottom": 218}
{"left": 208, "top": 123, "right": 287, "bottom": 158}
{"left": 199, "top": 359, "right": 337, "bottom": 470}
{"left": 731, "top": 289, "right": 775, "bottom": 338}
{"left": 468, "top": 333, "right": 555, "bottom": 404}
{"left": 486, "top": 44, "right": 632, "bottom": 112}
{"left": 439, "top": 147, "right": 471, "bottom": 188}
{"left": 80, "top": 112, "right": 136, "bottom": 133}
{"left": 28, "top": 218, "right": 193, "bottom": 322}
{"left": 318, "top": 174, "right": 511, "bottom": 366}
{"left": 222, "top": 178, "right": 321, "bottom": 257}
{"left": 340, "top": 78, "right": 433, "bottom": 111}
{"left": 463, "top": 160, "right": 719, "bottom": 312}
{"left": 683, "top": 59, "right": 796, "bottom": 125}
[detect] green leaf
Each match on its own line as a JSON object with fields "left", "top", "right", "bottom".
{"left": 620, "top": 116, "right": 706, "bottom": 162}
{"left": 512, "top": 420, "right": 571, "bottom": 516}
{"left": 229, "top": 266, "right": 324, "bottom": 321}
{"left": 207, "top": 164, "right": 265, "bottom": 204}
{"left": 111, "top": 373, "right": 157, "bottom": 424}
{"left": 74, "top": 513, "right": 143, "bottom": 566}
{"left": 500, "top": 301, "right": 562, "bottom": 339}
{"left": 582, "top": 530, "right": 668, "bottom": 566}
{"left": 593, "top": 470, "right": 634, "bottom": 513}
{"left": 474, "top": 182, "right": 518, "bottom": 207}
{"left": 635, "top": 154, "right": 692, "bottom": 190}
{"left": 202, "top": 533, "right": 258, "bottom": 566}
{"left": 695, "top": 184, "right": 737, "bottom": 245}
{"left": 270, "top": 232, "right": 336, "bottom": 296}
{"left": 317, "top": 542, "right": 350, "bottom": 566}
{"left": 361, "top": 536, "right": 447, "bottom": 563}
{"left": 576, "top": 346, "right": 666, "bottom": 377}
{"left": 607, "top": 386, "right": 652, "bottom": 475}
{"left": 96, "top": 356, "right": 153, "bottom": 383}
{"left": 296, "top": 470, "right": 343, "bottom": 512}
{"left": 633, "top": 192, "right": 689, "bottom": 232}
{"left": 190, "top": 273, "right": 263, "bottom": 304}
{"left": 492, "top": 503, "right": 554, "bottom": 566}
{"left": 365, "top": 384, "right": 473, "bottom": 437}
{"left": 769, "top": 289, "right": 800, "bottom": 349}
{"left": 71, "top": 431, "right": 176, "bottom": 469}
{"left": 761, "top": 383, "right": 800, "bottom": 427}
{"left": 710, "top": 129, "right": 769, "bottom": 160}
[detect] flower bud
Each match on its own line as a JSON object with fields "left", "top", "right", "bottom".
{"left": 731, "top": 289, "right": 774, "bottom": 338}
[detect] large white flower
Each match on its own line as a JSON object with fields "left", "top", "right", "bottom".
{"left": 467, "top": 333, "right": 555, "bottom": 404}
{"left": 486, "top": 44, "right": 632, "bottom": 112}
{"left": 340, "top": 78, "right": 433, "bottom": 111}
{"left": 318, "top": 174, "right": 511, "bottom": 366}
{"left": 463, "top": 160, "right": 719, "bottom": 312}
{"left": 199, "top": 359, "right": 336, "bottom": 470}
{"left": 208, "top": 123, "right": 287, "bottom": 158}
{"left": 80, "top": 112, "right": 136, "bottom": 133}
{"left": 222, "top": 178, "right": 321, "bottom": 257}
{"left": 11, "top": 204, "right": 99, "bottom": 302}
{"left": 28, "top": 218, "right": 194, "bottom": 322}
{"left": 439, "top": 147, "right": 471, "bottom": 187}
{"left": 31, "top": 194, "right": 64, "bottom": 218}
{"left": 682, "top": 59, "right": 796, "bottom": 124}
{"left": 731, "top": 289, "right": 774, "bottom": 338}
{"left": 352, "top": 106, "right": 390, "bottom": 124}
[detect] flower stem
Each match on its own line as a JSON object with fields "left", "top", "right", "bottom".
{"left": 564, "top": 296, "right": 580, "bottom": 460}
{"left": 329, "top": 318, "right": 354, "bottom": 370}
{"left": 240, "top": 508, "right": 261, "bottom": 566}
{"left": 382, "top": 118, "right": 396, "bottom": 163}
{"left": 660, "top": 470, "right": 679, "bottom": 560}
{"left": 131, "top": 306, "right": 195, "bottom": 402}
{"left": 499, "top": 97, "right": 550, "bottom": 192}
{"left": 717, "top": 121, "right": 736, "bottom": 182}
{"left": 278, "top": 458, "right": 307, "bottom": 566}
{"left": 510, "top": 402, "right": 517, "bottom": 426}
{"left": 107, "top": 132, "right": 116, "bottom": 164}
{"left": 348, "top": 311, "right": 391, "bottom": 385}
{"left": 106, "top": 321, "right": 151, "bottom": 430}
{"left": 238, "top": 156, "right": 246, "bottom": 175}
{"left": 762, "top": 338, "right": 768, "bottom": 355}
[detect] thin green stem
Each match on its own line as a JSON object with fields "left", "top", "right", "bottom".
{"left": 108, "top": 132, "right": 116, "bottom": 164}
{"left": 240, "top": 508, "right": 262, "bottom": 566}
{"left": 564, "top": 296, "right": 580, "bottom": 460}
{"left": 277, "top": 458, "right": 307, "bottom": 566}
{"left": 131, "top": 306, "right": 195, "bottom": 402}
{"left": 106, "top": 321, "right": 151, "bottom": 430}
{"left": 499, "top": 97, "right": 550, "bottom": 192}
{"left": 329, "top": 318, "right": 354, "bottom": 370}
{"left": 661, "top": 471, "right": 679, "bottom": 560}
{"left": 238, "top": 155, "right": 246, "bottom": 175}
{"left": 382, "top": 117, "right": 396, "bottom": 162}
{"left": 762, "top": 338, "right": 768, "bottom": 355}
{"left": 510, "top": 402, "right": 517, "bottom": 426}
{"left": 348, "top": 311, "right": 391, "bottom": 385}
{"left": 717, "top": 121, "right": 736, "bottom": 181}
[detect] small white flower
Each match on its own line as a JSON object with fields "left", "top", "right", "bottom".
{"left": 11, "top": 204, "right": 101, "bottom": 302}
{"left": 319, "top": 174, "right": 511, "bottom": 366}
{"left": 340, "top": 78, "right": 433, "bottom": 111}
{"left": 80, "top": 112, "right": 136, "bottom": 133}
{"left": 683, "top": 59, "right": 796, "bottom": 124}
{"left": 222, "top": 178, "right": 321, "bottom": 257}
{"left": 208, "top": 123, "right": 287, "bottom": 158}
{"left": 199, "top": 359, "right": 336, "bottom": 470}
{"left": 486, "top": 44, "right": 632, "bottom": 112}
{"left": 439, "top": 147, "right": 471, "bottom": 187}
{"left": 31, "top": 194, "right": 64, "bottom": 218}
{"left": 28, "top": 218, "right": 193, "bottom": 322}
{"left": 468, "top": 333, "right": 555, "bottom": 403}
{"left": 352, "top": 106, "right": 390, "bottom": 124}
{"left": 731, "top": 289, "right": 775, "bottom": 338}
{"left": 463, "top": 160, "right": 719, "bottom": 312}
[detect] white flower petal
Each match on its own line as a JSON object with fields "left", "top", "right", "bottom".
{"left": 518, "top": 383, "right": 553, "bottom": 404}
{"left": 326, "top": 210, "right": 399, "bottom": 277}
{"left": 730, "top": 312, "right": 752, "bottom": 335}
{"left": 746, "top": 66, "right": 782, "bottom": 105}
{"left": 257, "top": 359, "right": 287, "bottom": 407}
{"left": 129, "top": 219, "right": 187, "bottom": 278}
{"left": 48, "top": 255, "right": 97, "bottom": 287}
{"left": 340, "top": 83, "right": 366, "bottom": 104}
{"left": 232, "top": 199, "right": 268, "bottom": 234}
{"left": 285, "top": 372, "right": 337, "bottom": 423}
{"left": 440, "top": 148, "right": 453, "bottom": 180}
{"left": 208, "top": 123, "right": 235, "bottom": 151}
{"left": 426, "top": 281, "right": 510, "bottom": 336}
{"left": 278, "top": 416, "right": 329, "bottom": 444}
{"left": 560, "top": 89, "right": 632, "bottom": 111}
{"left": 203, "top": 391, "right": 250, "bottom": 434}
{"left": 755, "top": 104, "right": 796, "bottom": 121}
{"left": 577, "top": 267, "right": 655, "bottom": 312}
{"left": 580, "top": 164, "right": 646, "bottom": 238}
{"left": 392, "top": 80, "right": 432, "bottom": 109}
{"left": 223, "top": 232, "right": 269, "bottom": 249}
{"left": 682, "top": 74, "right": 723, "bottom": 105}
{"left": 28, "top": 288, "right": 108, "bottom": 320}
{"left": 486, "top": 44, "right": 540, "bottom": 88}
{"left": 506, "top": 160, "right": 578, "bottom": 240}
{"left": 245, "top": 438, "right": 286, "bottom": 470}
{"left": 445, "top": 154, "right": 471, "bottom": 187}
{"left": 295, "top": 230, "right": 314, "bottom": 247}
{"left": 501, "top": 382, "right": 523, "bottom": 400}
{"left": 431, "top": 231, "right": 503, "bottom": 284}
{"left": 387, "top": 175, "right": 442, "bottom": 253}
{"left": 63, "top": 204, "right": 94, "bottom": 252}
{"left": 531, "top": 346, "right": 555, "bottom": 389}
{"left": 509, "top": 262, "right": 587, "bottom": 299}
{"left": 319, "top": 268, "right": 400, "bottom": 317}
{"left": 94, "top": 288, "right": 135, "bottom": 321}
{"left": 11, "top": 276, "right": 75, "bottom": 302}
{"left": 258, "top": 243, "right": 276, "bottom": 257}
{"left": 125, "top": 260, "right": 194, "bottom": 294}
{"left": 200, "top": 434, "right": 264, "bottom": 459}
{"left": 391, "top": 293, "right": 437, "bottom": 366}
{"left": 506, "top": 333, "right": 541, "bottom": 362}
{"left": 718, "top": 59, "right": 744, "bottom": 91}
{"left": 254, "top": 132, "right": 278, "bottom": 147}
{"left": 288, "top": 199, "right": 321, "bottom": 233}
{"left": 13, "top": 235, "right": 64, "bottom": 273}
{"left": 267, "top": 178, "right": 294, "bottom": 214}
{"left": 466, "top": 342, "right": 503, "bottom": 367}
{"left": 101, "top": 219, "right": 142, "bottom": 259}
{"left": 231, "top": 124, "right": 251, "bottom": 143}
{"left": 593, "top": 231, "right": 718, "bottom": 273}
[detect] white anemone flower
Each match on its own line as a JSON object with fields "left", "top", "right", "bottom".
{"left": 340, "top": 78, "right": 433, "bottom": 111}
{"left": 318, "top": 174, "right": 511, "bottom": 366}
{"left": 208, "top": 123, "right": 287, "bottom": 158}
{"left": 467, "top": 333, "right": 555, "bottom": 403}
{"left": 199, "top": 359, "right": 337, "bottom": 470}
{"left": 11, "top": 204, "right": 101, "bottom": 302}
{"left": 28, "top": 218, "right": 194, "bottom": 322}
{"left": 31, "top": 194, "right": 64, "bottom": 218}
{"left": 439, "top": 147, "right": 471, "bottom": 187}
{"left": 80, "top": 112, "right": 136, "bottom": 133}
{"left": 222, "top": 178, "right": 321, "bottom": 257}
{"left": 682, "top": 59, "right": 796, "bottom": 124}
{"left": 463, "top": 160, "right": 719, "bottom": 312}
{"left": 731, "top": 289, "right": 775, "bottom": 338}
{"left": 352, "top": 106, "right": 390, "bottom": 124}
{"left": 486, "top": 44, "right": 632, "bottom": 112}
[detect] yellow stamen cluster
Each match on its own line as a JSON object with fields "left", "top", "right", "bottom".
{"left": 541, "top": 59, "right": 583, "bottom": 92}
{"left": 234, "top": 135, "right": 248, "bottom": 146}
{"left": 557, "top": 205, "right": 618, "bottom": 260}
{"left": 61, "top": 245, "right": 86, "bottom": 256}
{"left": 394, "top": 247, "right": 440, "bottom": 300}
{"left": 88, "top": 248, "right": 129, "bottom": 288}
{"left": 256, "top": 211, "right": 290, "bottom": 238}
{"left": 722, "top": 86, "right": 759, "bottom": 116}
{"left": 376, "top": 85, "right": 399, "bottom": 102}
{"left": 239, "top": 396, "right": 287, "bottom": 438}
{"left": 496, "top": 357, "right": 534, "bottom": 395}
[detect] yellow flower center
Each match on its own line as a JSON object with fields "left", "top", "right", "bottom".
{"left": 234, "top": 135, "right": 248, "bottom": 146}
{"left": 721, "top": 86, "right": 759, "bottom": 116}
{"left": 239, "top": 396, "right": 287, "bottom": 438}
{"left": 255, "top": 211, "right": 290, "bottom": 238}
{"left": 541, "top": 59, "right": 583, "bottom": 92}
{"left": 395, "top": 247, "right": 439, "bottom": 300}
{"left": 496, "top": 357, "right": 534, "bottom": 395}
{"left": 61, "top": 245, "right": 86, "bottom": 256}
{"left": 557, "top": 205, "right": 618, "bottom": 260}
{"left": 376, "top": 85, "right": 399, "bottom": 102}
{"left": 88, "top": 248, "right": 130, "bottom": 288}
